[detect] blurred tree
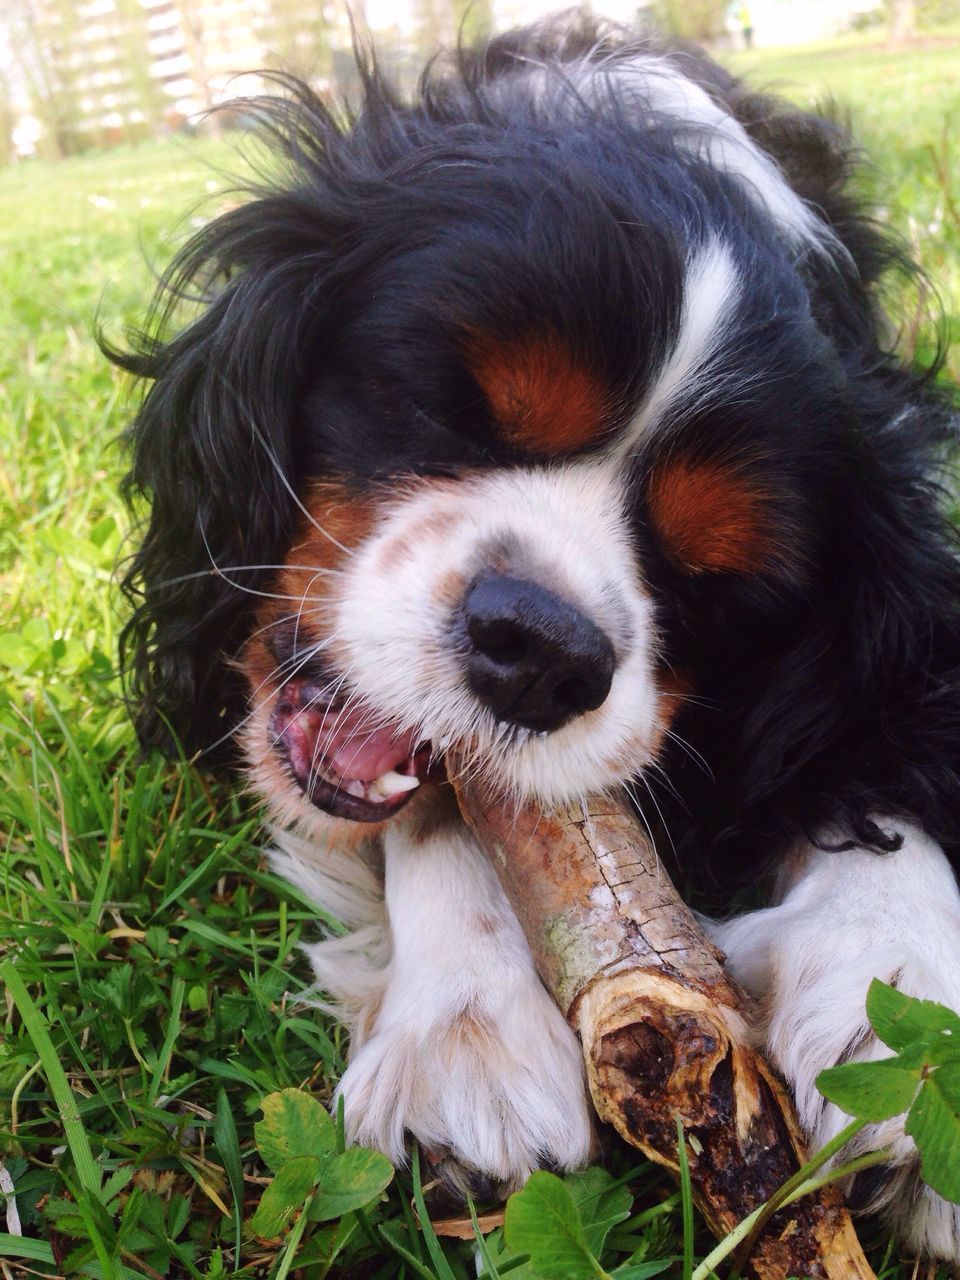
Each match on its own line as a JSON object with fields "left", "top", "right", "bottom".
{"left": 1, "top": 0, "right": 84, "bottom": 156}
{"left": 453, "top": 0, "right": 493, "bottom": 47}
{"left": 415, "top": 0, "right": 454, "bottom": 56}
{"left": 0, "top": 68, "right": 16, "bottom": 164}
{"left": 115, "top": 0, "right": 167, "bottom": 137}
{"left": 0, "top": 0, "right": 165, "bottom": 155}
{"left": 652, "top": 0, "right": 727, "bottom": 40}
{"left": 257, "top": 0, "right": 334, "bottom": 87}
{"left": 888, "top": 0, "right": 916, "bottom": 43}
{"left": 173, "top": 0, "right": 216, "bottom": 112}
{"left": 414, "top": 0, "right": 493, "bottom": 60}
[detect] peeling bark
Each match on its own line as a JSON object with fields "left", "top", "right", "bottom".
{"left": 453, "top": 783, "right": 876, "bottom": 1280}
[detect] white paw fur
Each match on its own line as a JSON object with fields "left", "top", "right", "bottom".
{"left": 337, "top": 959, "right": 592, "bottom": 1186}
{"left": 271, "top": 800, "right": 593, "bottom": 1187}
{"left": 709, "top": 819, "right": 960, "bottom": 1261}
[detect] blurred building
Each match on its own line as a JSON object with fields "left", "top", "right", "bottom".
{"left": 1, "top": 0, "right": 355, "bottom": 152}
{"left": 0, "top": 0, "right": 884, "bottom": 157}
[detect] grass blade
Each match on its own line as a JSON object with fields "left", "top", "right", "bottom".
{"left": 214, "top": 1085, "right": 245, "bottom": 1265}
{"left": 675, "top": 1115, "right": 694, "bottom": 1280}
{"left": 0, "top": 1235, "right": 142, "bottom": 1280}
{"left": 147, "top": 975, "right": 185, "bottom": 1105}
{"left": 411, "top": 1145, "right": 458, "bottom": 1280}
{"left": 1, "top": 961, "right": 101, "bottom": 1199}
{"left": 379, "top": 1222, "right": 447, "bottom": 1280}
{"left": 468, "top": 1195, "right": 501, "bottom": 1280}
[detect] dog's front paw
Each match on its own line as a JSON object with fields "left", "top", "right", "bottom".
{"left": 786, "top": 1005, "right": 960, "bottom": 1264}
{"left": 711, "top": 830, "right": 960, "bottom": 1262}
{"left": 336, "top": 974, "right": 594, "bottom": 1198}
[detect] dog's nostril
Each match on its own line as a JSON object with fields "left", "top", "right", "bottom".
{"left": 462, "top": 574, "right": 616, "bottom": 734}
{"left": 553, "top": 675, "right": 592, "bottom": 715}
{"left": 467, "top": 617, "right": 530, "bottom": 666}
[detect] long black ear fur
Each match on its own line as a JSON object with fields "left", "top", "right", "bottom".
{"left": 104, "top": 80, "right": 368, "bottom": 761}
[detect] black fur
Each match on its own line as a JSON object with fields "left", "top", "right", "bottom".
{"left": 108, "top": 15, "right": 960, "bottom": 885}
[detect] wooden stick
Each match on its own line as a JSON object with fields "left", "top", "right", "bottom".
{"left": 453, "top": 782, "right": 876, "bottom": 1280}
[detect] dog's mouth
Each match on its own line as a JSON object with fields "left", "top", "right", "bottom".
{"left": 271, "top": 680, "right": 438, "bottom": 822}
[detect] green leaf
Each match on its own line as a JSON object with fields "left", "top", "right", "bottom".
{"left": 21, "top": 617, "right": 52, "bottom": 647}
{"left": 308, "top": 1147, "right": 394, "bottom": 1221}
{"left": 0, "top": 633, "right": 39, "bottom": 670}
{"left": 89, "top": 516, "right": 117, "bottom": 549}
{"left": 905, "top": 1064, "right": 960, "bottom": 1204}
{"left": 866, "top": 980, "right": 960, "bottom": 1053}
{"left": 254, "top": 1088, "right": 336, "bottom": 1172}
{"left": 564, "top": 1168, "right": 632, "bottom": 1259}
{"left": 816, "top": 1055, "right": 922, "bottom": 1122}
{"left": 610, "top": 1264, "right": 673, "bottom": 1279}
{"left": 101, "top": 1167, "right": 135, "bottom": 1208}
{"left": 75, "top": 1187, "right": 120, "bottom": 1253}
{"left": 43, "top": 1197, "right": 88, "bottom": 1234}
{"left": 248, "top": 1155, "right": 320, "bottom": 1239}
{"left": 504, "top": 1171, "right": 609, "bottom": 1280}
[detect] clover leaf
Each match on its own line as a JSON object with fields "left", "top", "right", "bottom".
{"left": 249, "top": 1088, "right": 394, "bottom": 1241}
{"left": 816, "top": 979, "right": 960, "bottom": 1204}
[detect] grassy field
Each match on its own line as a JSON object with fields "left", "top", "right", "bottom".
{"left": 2, "top": 30, "right": 959, "bottom": 1280}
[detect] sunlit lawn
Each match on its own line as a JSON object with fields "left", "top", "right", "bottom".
{"left": 1, "top": 30, "right": 958, "bottom": 1278}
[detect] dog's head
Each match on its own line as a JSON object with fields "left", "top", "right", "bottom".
{"left": 115, "top": 18, "right": 937, "bottom": 841}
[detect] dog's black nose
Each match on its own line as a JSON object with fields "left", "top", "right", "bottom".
{"left": 462, "top": 574, "right": 615, "bottom": 733}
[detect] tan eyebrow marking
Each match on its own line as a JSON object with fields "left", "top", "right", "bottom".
{"left": 647, "top": 455, "right": 785, "bottom": 575}
{"left": 467, "top": 331, "right": 609, "bottom": 455}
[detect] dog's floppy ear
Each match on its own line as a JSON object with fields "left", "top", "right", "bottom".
{"left": 105, "top": 83, "right": 349, "bottom": 762}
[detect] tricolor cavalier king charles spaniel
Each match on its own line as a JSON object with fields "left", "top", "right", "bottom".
{"left": 112, "top": 15, "right": 960, "bottom": 1260}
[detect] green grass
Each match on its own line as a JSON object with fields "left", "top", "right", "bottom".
{"left": 2, "top": 33, "right": 960, "bottom": 1278}
{"left": 727, "top": 29, "right": 960, "bottom": 371}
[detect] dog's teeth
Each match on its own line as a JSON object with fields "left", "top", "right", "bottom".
{"left": 344, "top": 779, "right": 368, "bottom": 799}
{"left": 368, "top": 770, "right": 420, "bottom": 800}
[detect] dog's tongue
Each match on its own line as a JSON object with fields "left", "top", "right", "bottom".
{"left": 323, "top": 707, "right": 421, "bottom": 782}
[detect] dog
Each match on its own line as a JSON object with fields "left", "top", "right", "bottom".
{"left": 110, "top": 14, "right": 960, "bottom": 1260}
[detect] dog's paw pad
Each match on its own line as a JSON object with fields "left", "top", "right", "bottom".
{"left": 420, "top": 1146, "right": 518, "bottom": 1210}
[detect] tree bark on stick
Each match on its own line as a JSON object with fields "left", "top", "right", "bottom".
{"left": 452, "top": 781, "right": 876, "bottom": 1280}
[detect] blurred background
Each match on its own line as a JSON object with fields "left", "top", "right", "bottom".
{"left": 0, "top": 0, "right": 946, "bottom": 163}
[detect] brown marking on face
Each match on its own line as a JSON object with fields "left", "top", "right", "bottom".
{"left": 647, "top": 456, "right": 782, "bottom": 575}
{"left": 432, "top": 567, "right": 467, "bottom": 610}
{"left": 239, "top": 482, "right": 388, "bottom": 775}
{"left": 242, "top": 481, "right": 384, "bottom": 674}
{"left": 418, "top": 507, "right": 461, "bottom": 542}
{"left": 374, "top": 485, "right": 463, "bottom": 575}
{"left": 467, "top": 331, "right": 609, "bottom": 454}
{"left": 242, "top": 481, "right": 445, "bottom": 837}
{"left": 277, "top": 482, "right": 383, "bottom": 603}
